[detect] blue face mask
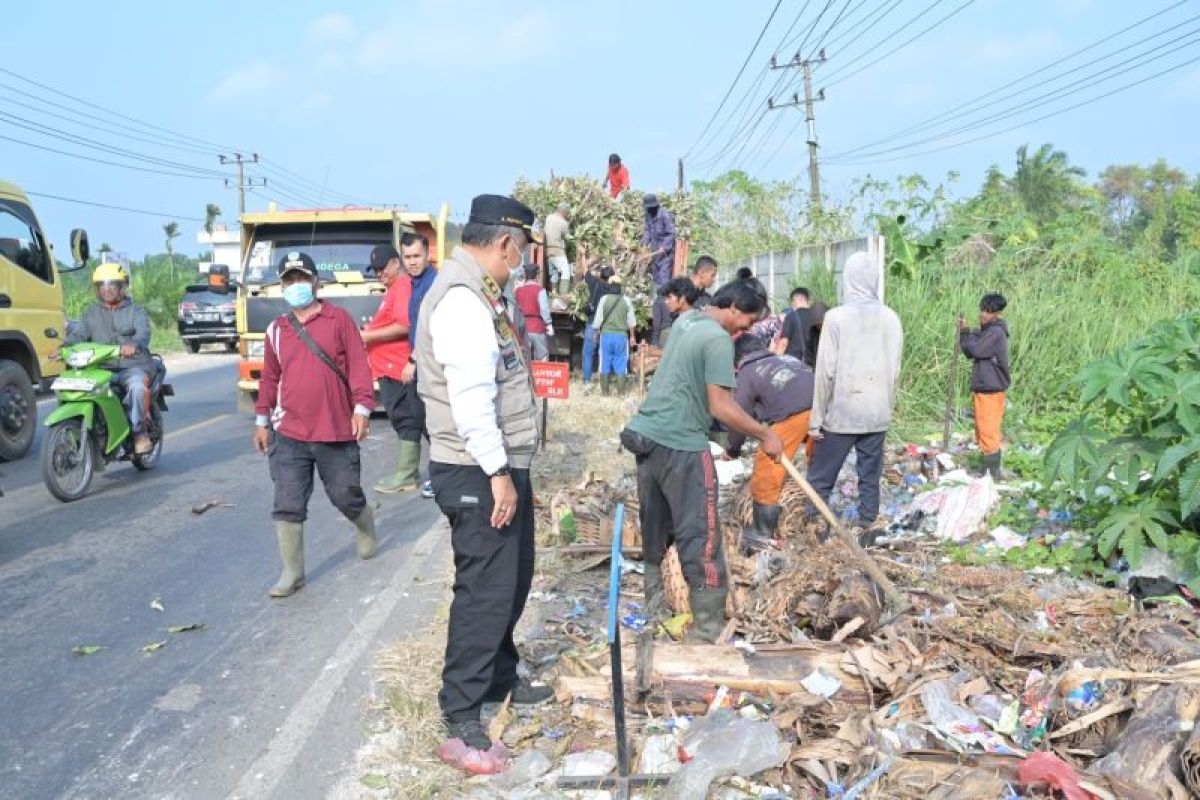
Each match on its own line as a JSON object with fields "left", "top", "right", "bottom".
{"left": 282, "top": 282, "right": 314, "bottom": 308}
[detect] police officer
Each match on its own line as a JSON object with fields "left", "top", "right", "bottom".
{"left": 416, "top": 194, "right": 551, "bottom": 765}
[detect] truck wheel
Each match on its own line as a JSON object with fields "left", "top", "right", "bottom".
{"left": 0, "top": 359, "right": 36, "bottom": 462}
{"left": 187, "top": 340, "right": 201, "bottom": 354}
{"left": 226, "top": 341, "right": 239, "bottom": 353}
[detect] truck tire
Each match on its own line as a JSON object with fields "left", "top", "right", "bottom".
{"left": 187, "top": 340, "right": 201, "bottom": 354}
{"left": 0, "top": 359, "right": 36, "bottom": 462}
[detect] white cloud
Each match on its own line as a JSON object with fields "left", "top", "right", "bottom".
{"left": 307, "top": 12, "right": 355, "bottom": 44}
{"left": 208, "top": 61, "right": 287, "bottom": 104}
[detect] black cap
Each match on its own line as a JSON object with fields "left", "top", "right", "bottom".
{"left": 467, "top": 194, "right": 536, "bottom": 240}
{"left": 369, "top": 244, "right": 400, "bottom": 273}
{"left": 278, "top": 251, "right": 316, "bottom": 278}
{"left": 643, "top": 193, "right": 660, "bottom": 209}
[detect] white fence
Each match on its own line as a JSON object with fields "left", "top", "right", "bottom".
{"left": 719, "top": 234, "right": 886, "bottom": 304}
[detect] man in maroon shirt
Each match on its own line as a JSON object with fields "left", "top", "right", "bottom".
{"left": 252, "top": 251, "right": 378, "bottom": 598}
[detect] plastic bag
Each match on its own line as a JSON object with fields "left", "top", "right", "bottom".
{"left": 912, "top": 474, "right": 998, "bottom": 542}
{"left": 491, "top": 749, "right": 552, "bottom": 790}
{"left": 921, "top": 680, "right": 1019, "bottom": 755}
{"left": 1017, "top": 750, "right": 1095, "bottom": 800}
{"left": 663, "top": 709, "right": 788, "bottom": 800}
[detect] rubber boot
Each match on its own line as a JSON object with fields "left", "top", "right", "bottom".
{"left": 352, "top": 505, "right": 378, "bottom": 560}
{"left": 600, "top": 376, "right": 611, "bottom": 397}
{"left": 741, "top": 502, "right": 782, "bottom": 552}
{"left": 374, "top": 440, "right": 420, "bottom": 494}
{"left": 619, "top": 376, "right": 632, "bottom": 396}
{"left": 983, "top": 451, "right": 1003, "bottom": 481}
{"left": 643, "top": 563, "right": 666, "bottom": 620}
{"left": 269, "top": 521, "right": 305, "bottom": 598}
{"left": 688, "top": 588, "right": 729, "bottom": 643}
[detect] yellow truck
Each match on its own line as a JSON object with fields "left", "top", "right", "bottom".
{"left": 235, "top": 204, "right": 448, "bottom": 411}
{"left": 0, "top": 180, "right": 88, "bottom": 460}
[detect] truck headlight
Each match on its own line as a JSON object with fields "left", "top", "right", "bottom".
{"left": 246, "top": 340, "right": 264, "bottom": 359}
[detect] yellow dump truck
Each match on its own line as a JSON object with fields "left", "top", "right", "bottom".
{"left": 235, "top": 205, "right": 448, "bottom": 411}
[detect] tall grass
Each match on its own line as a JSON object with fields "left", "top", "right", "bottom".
{"left": 790, "top": 257, "right": 1200, "bottom": 439}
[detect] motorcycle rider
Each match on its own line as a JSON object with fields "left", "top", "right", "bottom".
{"left": 58, "top": 263, "right": 156, "bottom": 454}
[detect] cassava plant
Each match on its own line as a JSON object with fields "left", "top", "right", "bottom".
{"left": 1046, "top": 313, "right": 1200, "bottom": 584}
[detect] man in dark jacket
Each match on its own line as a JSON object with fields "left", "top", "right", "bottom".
{"left": 641, "top": 194, "right": 676, "bottom": 287}
{"left": 959, "top": 293, "right": 1011, "bottom": 480}
{"left": 727, "top": 335, "right": 814, "bottom": 550}
{"left": 581, "top": 264, "right": 613, "bottom": 387}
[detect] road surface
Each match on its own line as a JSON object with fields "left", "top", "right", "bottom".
{"left": 0, "top": 352, "right": 450, "bottom": 799}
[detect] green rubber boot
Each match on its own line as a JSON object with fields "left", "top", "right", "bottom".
{"left": 351, "top": 505, "right": 378, "bottom": 560}
{"left": 269, "top": 521, "right": 306, "bottom": 598}
{"left": 601, "top": 376, "right": 612, "bottom": 397}
{"left": 688, "top": 588, "right": 729, "bottom": 643}
{"left": 644, "top": 563, "right": 666, "bottom": 620}
{"left": 374, "top": 440, "right": 420, "bottom": 494}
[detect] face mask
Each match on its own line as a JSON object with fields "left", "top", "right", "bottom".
{"left": 283, "top": 282, "right": 314, "bottom": 308}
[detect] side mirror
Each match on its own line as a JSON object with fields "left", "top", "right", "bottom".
{"left": 70, "top": 229, "right": 90, "bottom": 265}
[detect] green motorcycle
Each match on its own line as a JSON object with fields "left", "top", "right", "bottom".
{"left": 41, "top": 342, "right": 173, "bottom": 502}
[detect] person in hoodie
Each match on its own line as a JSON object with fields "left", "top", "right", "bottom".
{"left": 808, "top": 251, "right": 903, "bottom": 530}
{"left": 726, "top": 334, "right": 814, "bottom": 552}
{"left": 959, "top": 293, "right": 1010, "bottom": 480}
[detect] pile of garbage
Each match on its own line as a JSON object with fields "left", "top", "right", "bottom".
{"left": 498, "top": 442, "right": 1200, "bottom": 798}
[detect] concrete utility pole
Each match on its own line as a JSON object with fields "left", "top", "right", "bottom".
{"left": 219, "top": 153, "right": 266, "bottom": 216}
{"left": 768, "top": 51, "right": 827, "bottom": 212}
{"left": 677, "top": 158, "right": 684, "bottom": 192}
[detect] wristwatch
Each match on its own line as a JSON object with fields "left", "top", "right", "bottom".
{"left": 489, "top": 464, "right": 512, "bottom": 478}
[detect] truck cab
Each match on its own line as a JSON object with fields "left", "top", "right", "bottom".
{"left": 235, "top": 205, "right": 448, "bottom": 410}
{"left": 0, "top": 181, "right": 77, "bottom": 461}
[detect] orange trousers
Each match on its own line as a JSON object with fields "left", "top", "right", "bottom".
{"left": 973, "top": 391, "right": 1006, "bottom": 455}
{"left": 750, "top": 411, "right": 810, "bottom": 505}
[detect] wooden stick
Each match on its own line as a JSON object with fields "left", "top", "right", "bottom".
{"left": 943, "top": 322, "right": 961, "bottom": 450}
{"left": 779, "top": 457, "right": 911, "bottom": 618}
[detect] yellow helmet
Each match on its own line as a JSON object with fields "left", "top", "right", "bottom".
{"left": 92, "top": 263, "right": 129, "bottom": 284}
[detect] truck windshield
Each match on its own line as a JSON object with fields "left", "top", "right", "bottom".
{"left": 242, "top": 236, "right": 387, "bottom": 285}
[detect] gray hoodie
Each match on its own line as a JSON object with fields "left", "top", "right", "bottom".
{"left": 810, "top": 251, "right": 903, "bottom": 434}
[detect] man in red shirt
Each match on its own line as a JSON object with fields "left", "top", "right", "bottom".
{"left": 253, "top": 252, "right": 378, "bottom": 598}
{"left": 362, "top": 244, "right": 421, "bottom": 493}
{"left": 513, "top": 263, "right": 553, "bottom": 362}
{"left": 604, "top": 153, "right": 630, "bottom": 199}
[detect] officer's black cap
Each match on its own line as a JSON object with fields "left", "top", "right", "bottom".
{"left": 278, "top": 251, "right": 317, "bottom": 278}
{"left": 369, "top": 244, "right": 401, "bottom": 272}
{"left": 467, "top": 194, "right": 536, "bottom": 241}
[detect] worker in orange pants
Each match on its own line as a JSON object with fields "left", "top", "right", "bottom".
{"left": 725, "top": 335, "right": 814, "bottom": 551}
{"left": 959, "top": 293, "right": 1011, "bottom": 479}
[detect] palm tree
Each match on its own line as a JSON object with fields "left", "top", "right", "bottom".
{"left": 163, "top": 221, "right": 180, "bottom": 278}
{"left": 1011, "top": 143, "right": 1086, "bottom": 224}
{"left": 204, "top": 203, "right": 222, "bottom": 235}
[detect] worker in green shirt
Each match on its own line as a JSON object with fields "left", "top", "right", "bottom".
{"left": 620, "top": 278, "right": 784, "bottom": 641}
{"left": 592, "top": 274, "right": 636, "bottom": 396}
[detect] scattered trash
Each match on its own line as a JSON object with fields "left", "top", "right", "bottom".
{"left": 559, "top": 749, "right": 616, "bottom": 778}
{"left": 800, "top": 669, "right": 842, "bottom": 698}
{"left": 190, "top": 499, "right": 232, "bottom": 515}
{"left": 436, "top": 738, "right": 510, "bottom": 775}
{"left": 358, "top": 773, "right": 388, "bottom": 790}
{"left": 912, "top": 473, "right": 998, "bottom": 542}
{"left": 72, "top": 645, "right": 104, "bottom": 656}
{"left": 639, "top": 733, "right": 682, "bottom": 774}
{"left": 141, "top": 640, "right": 167, "bottom": 653}
{"left": 149, "top": 597, "right": 165, "bottom": 612}
{"left": 1017, "top": 750, "right": 1093, "bottom": 800}
{"left": 989, "top": 525, "right": 1026, "bottom": 551}
{"left": 491, "top": 748, "right": 552, "bottom": 790}
{"left": 166, "top": 623, "right": 206, "bottom": 634}
{"left": 664, "top": 710, "right": 787, "bottom": 800}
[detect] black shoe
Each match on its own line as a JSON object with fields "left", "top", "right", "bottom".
{"left": 446, "top": 719, "right": 493, "bottom": 751}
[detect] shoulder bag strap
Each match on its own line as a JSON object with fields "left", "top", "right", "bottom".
{"left": 285, "top": 312, "right": 350, "bottom": 390}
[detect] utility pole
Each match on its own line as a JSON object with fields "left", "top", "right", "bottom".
{"left": 677, "top": 158, "right": 684, "bottom": 192}
{"left": 769, "top": 51, "right": 827, "bottom": 212}
{"left": 219, "top": 152, "right": 266, "bottom": 216}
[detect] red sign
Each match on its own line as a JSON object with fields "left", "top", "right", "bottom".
{"left": 531, "top": 361, "right": 570, "bottom": 399}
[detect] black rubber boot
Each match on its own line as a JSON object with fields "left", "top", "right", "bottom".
{"left": 688, "top": 588, "right": 728, "bottom": 642}
{"left": 644, "top": 563, "right": 666, "bottom": 618}
{"left": 741, "top": 502, "right": 782, "bottom": 552}
{"left": 983, "top": 451, "right": 1003, "bottom": 480}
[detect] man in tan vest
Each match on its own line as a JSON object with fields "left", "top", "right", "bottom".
{"left": 416, "top": 194, "right": 549, "bottom": 771}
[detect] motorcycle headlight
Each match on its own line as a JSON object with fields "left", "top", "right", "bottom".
{"left": 51, "top": 377, "right": 98, "bottom": 392}
{"left": 65, "top": 349, "right": 94, "bottom": 368}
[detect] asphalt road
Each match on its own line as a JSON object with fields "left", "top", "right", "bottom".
{"left": 0, "top": 352, "right": 450, "bottom": 800}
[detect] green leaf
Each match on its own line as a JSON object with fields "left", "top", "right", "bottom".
{"left": 359, "top": 774, "right": 388, "bottom": 790}
{"left": 1045, "top": 418, "right": 1103, "bottom": 489}
{"left": 1156, "top": 437, "right": 1200, "bottom": 482}
{"left": 167, "top": 623, "right": 206, "bottom": 634}
{"left": 73, "top": 645, "right": 105, "bottom": 656}
{"left": 1092, "top": 499, "right": 1178, "bottom": 567}
{"left": 1077, "top": 357, "right": 1127, "bottom": 406}
{"left": 141, "top": 640, "right": 168, "bottom": 653}
{"left": 1181, "top": 460, "right": 1200, "bottom": 518}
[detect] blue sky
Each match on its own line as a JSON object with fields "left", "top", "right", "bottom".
{"left": 4, "top": 0, "right": 1198, "bottom": 259}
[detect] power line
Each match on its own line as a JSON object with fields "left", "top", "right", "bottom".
{"left": 25, "top": 190, "right": 205, "bottom": 221}
{"left": 826, "top": 25, "right": 1200, "bottom": 162}
{"left": 804, "top": 0, "right": 859, "bottom": 60}
{"left": 0, "top": 132, "right": 223, "bottom": 180}
{"left": 830, "top": 1, "right": 1193, "bottom": 158}
{"left": 825, "top": 51, "right": 1200, "bottom": 165}
{"left": 683, "top": 0, "right": 785, "bottom": 160}
{"left": 822, "top": 0, "right": 977, "bottom": 88}
{"left": 821, "top": 0, "right": 904, "bottom": 54}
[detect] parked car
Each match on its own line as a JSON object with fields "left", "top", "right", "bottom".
{"left": 178, "top": 275, "right": 237, "bottom": 353}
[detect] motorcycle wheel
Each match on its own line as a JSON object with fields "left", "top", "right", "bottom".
{"left": 42, "top": 419, "right": 95, "bottom": 503}
{"left": 132, "top": 410, "right": 163, "bottom": 471}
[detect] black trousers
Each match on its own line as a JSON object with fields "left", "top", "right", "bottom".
{"left": 807, "top": 430, "right": 887, "bottom": 521}
{"left": 623, "top": 429, "right": 725, "bottom": 590}
{"left": 268, "top": 433, "right": 366, "bottom": 523}
{"left": 431, "top": 462, "right": 535, "bottom": 723}
{"left": 378, "top": 375, "right": 426, "bottom": 443}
